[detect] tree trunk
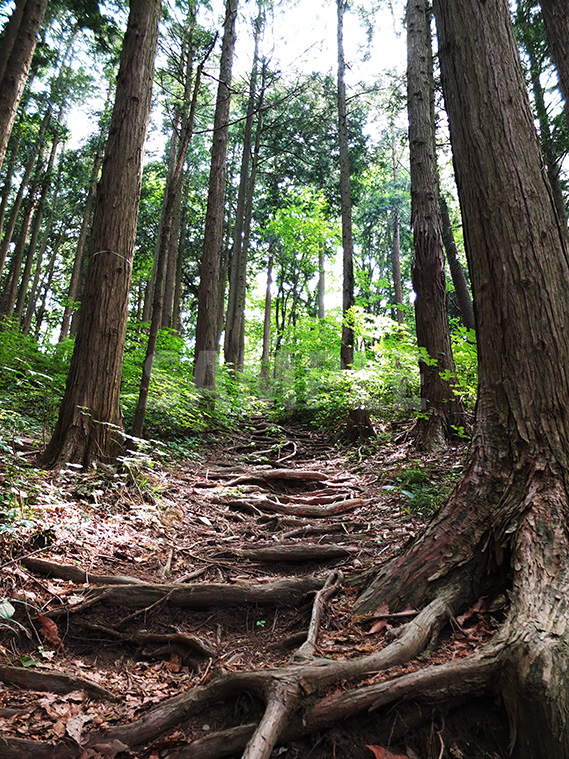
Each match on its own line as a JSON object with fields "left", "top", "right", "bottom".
{"left": 391, "top": 135, "right": 404, "bottom": 325}
{"left": 0, "top": 126, "right": 22, "bottom": 245}
{"left": 0, "top": 0, "right": 48, "bottom": 174}
{"left": 407, "top": 0, "right": 464, "bottom": 449}
{"left": 439, "top": 193, "right": 475, "bottom": 331}
{"left": 0, "top": 187, "right": 38, "bottom": 317}
{"left": 14, "top": 106, "right": 64, "bottom": 322}
{"left": 0, "top": 108, "right": 49, "bottom": 283}
{"left": 33, "top": 233, "right": 61, "bottom": 339}
{"left": 260, "top": 249, "right": 273, "bottom": 389}
{"left": 224, "top": 10, "right": 262, "bottom": 372}
{"left": 193, "top": 0, "right": 239, "bottom": 395}
{"left": 539, "top": 0, "right": 569, "bottom": 129}
{"left": 21, "top": 163, "right": 61, "bottom": 336}
{"left": 317, "top": 241, "right": 325, "bottom": 321}
{"left": 516, "top": 1, "right": 567, "bottom": 223}
{"left": 337, "top": 0, "right": 355, "bottom": 370}
{"left": 131, "top": 37, "right": 208, "bottom": 438}
{"left": 38, "top": 0, "right": 161, "bottom": 469}
{"left": 59, "top": 91, "right": 110, "bottom": 342}
{"left": 357, "top": 0, "right": 569, "bottom": 755}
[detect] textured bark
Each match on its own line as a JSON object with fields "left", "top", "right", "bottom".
{"left": 357, "top": 0, "right": 569, "bottom": 755}
{"left": 59, "top": 96, "right": 109, "bottom": 342}
{"left": 131, "top": 35, "right": 208, "bottom": 438}
{"left": 317, "top": 241, "right": 325, "bottom": 320}
{"left": 259, "top": 250, "right": 273, "bottom": 387}
{"left": 14, "top": 107, "right": 63, "bottom": 321}
{"left": 194, "top": 0, "right": 239, "bottom": 394}
{"left": 391, "top": 135, "right": 404, "bottom": 325}
{"left": 39, "top": 0, "right": 161, "bottom": 469}
{"left": 0, "top": 0, "right": 48, "bottom": 173}
{"left": 0, "top": 108, "right": 49, "bottom": 283}
{"left": 516, "top": 2, "right": 566, "bottom": 223}
{"left": 439, "top": 194, "right": 475, "bottom": 331}
{"left": 33, "top": 233, "right": 60, "bottom": 337}
{"left": 540, "top": 0, "right": 569, "bottom": 128}
{"left": 224, "top": 11, "right": 262, "bottom": 372}
{"left": 21, "top": 154, "right": 63, "bottom": 332}
{"left": 337, "top": 0, "right": 355, "bottom": 369}
{"left": 407, "top": 0, "right": 464, "bottom": 449}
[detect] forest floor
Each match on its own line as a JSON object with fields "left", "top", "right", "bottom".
{"left": 0, "top": 417, "right": 508, "bottom": 759}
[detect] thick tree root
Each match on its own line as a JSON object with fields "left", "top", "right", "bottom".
{"left": 44, "top": 575, "right": 327, "bottom": 618}
{"left": 21, "top": 557, "right": 146, "bottom": 585}
{"left": 0, "top": 583, "right": 504, "bottom": 759}
{"left": 0, "top": 665, "right": 116, "bottom": 700}
{"left": 216, "top": 495, "right": 368, "bottom": 517}
{"left": 77, "top": 587, "right": 462, "bottom": 757}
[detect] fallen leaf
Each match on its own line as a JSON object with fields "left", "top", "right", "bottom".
{"left": 366, "top": 619, "right": 390, "bottom": 635}
{"left": 66, "top": 713, "right": 89, "bottom": 744}
{"left": 372, "top": 601, "right": 390, "bottom": 618}
{"left": 37, "top": 614, "right": 63, "bottom": 647}
{"left": 366, "top": 745, "right": 408, "bottom": 759}
{"left": 164, "top": 653, "right": 182, "bottom": 673}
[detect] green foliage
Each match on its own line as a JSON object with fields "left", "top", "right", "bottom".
{"left": 450, "top": 322, "right": 478, "bottom": 407}
{"left": 122, "top": 327, "right": 206, "bottom": 437}
{"left": 382, "top": 465, "right": 460, "bottom": 517}
{"left": 0, "top": 325, "right": 68, "bottom": 444}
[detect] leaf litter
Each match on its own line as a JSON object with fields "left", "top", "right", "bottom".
{"left": 0, "top": 418, "right": 503, "bottom": 757}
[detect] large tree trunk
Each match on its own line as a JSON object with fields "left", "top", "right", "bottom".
{"left": 337, "top": 0, "right": 355, "bottom": 370}
{"left": 539, "top": 0, "right": 569, "bottom": 129}
{"left": 193, "top": 0, "right": 239, "bottom": 395}
{"left": 0, "top": 0, "right": 48, "bottom": 174}
{"left": 38, "top": 0, "right": 161, "bottom": 469}
{"left": 357, "top": 0, "right": 569, "bottom": 755}
{"left": 407, "top": 0, "right": 464, "bottom": 449}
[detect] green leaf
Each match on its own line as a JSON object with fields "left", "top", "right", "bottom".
{"left": 18, "top": 654, "right": 40, "bottom": 668}
{"left": 0, "top": 599, "right": 15, "bottom": 620}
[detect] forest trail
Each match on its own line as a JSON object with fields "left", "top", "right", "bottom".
{"left": 0, "top": 420, "right": 497, "bottom": 759}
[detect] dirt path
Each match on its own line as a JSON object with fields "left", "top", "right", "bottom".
{"left": 0, "top": 419, "right": 486, "bottom": 759}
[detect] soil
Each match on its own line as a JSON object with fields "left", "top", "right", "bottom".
{"left": 0, "top": 417, "right": 508, "bottom": 759}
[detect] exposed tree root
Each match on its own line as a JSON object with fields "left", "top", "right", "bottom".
{"left": 43, "top": 575, "right": 327, "bottom": 618}
{"left": 75, "top": 622, "right": 217, "bottom": 661}
{"left": 217, "top": 495, "right": 368, "bottom": 517}
{"left": 21, "top": 557, "right": 146, "bottom": 585}
{"left": 227, "top": 543, "right": 352, "bottom": 562}
{"left": 73, "top": 587, "right": 461, "bottom": 757}
{"left": 224, "top": 469, "right": 328, "bottom": 487}
{"left": 0, "top": 665, "right": 116, "bottom": 700}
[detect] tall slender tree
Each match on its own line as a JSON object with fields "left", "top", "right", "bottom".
{"left": 0, "top": 0, "right": 48, "bottom": 173}
{"left": 439, "top": 193, "right": 475, "bottom": 331}
{"left": 39, "top": 0, "right": 161, "bottom": 468}
{"left": 336, "top": 0, "right": 355, "bottom": 369}
{"left": 224, "top": 8, "right": 264, "bottom": 373}
{"left": 193, "top": 0, "right": 239, "bottom": 395}
{"left": 406, "top": 0, "right": 464, "bottom": 448}
{"left": 539, "top": 0, "right": 569, "bottom": 128}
